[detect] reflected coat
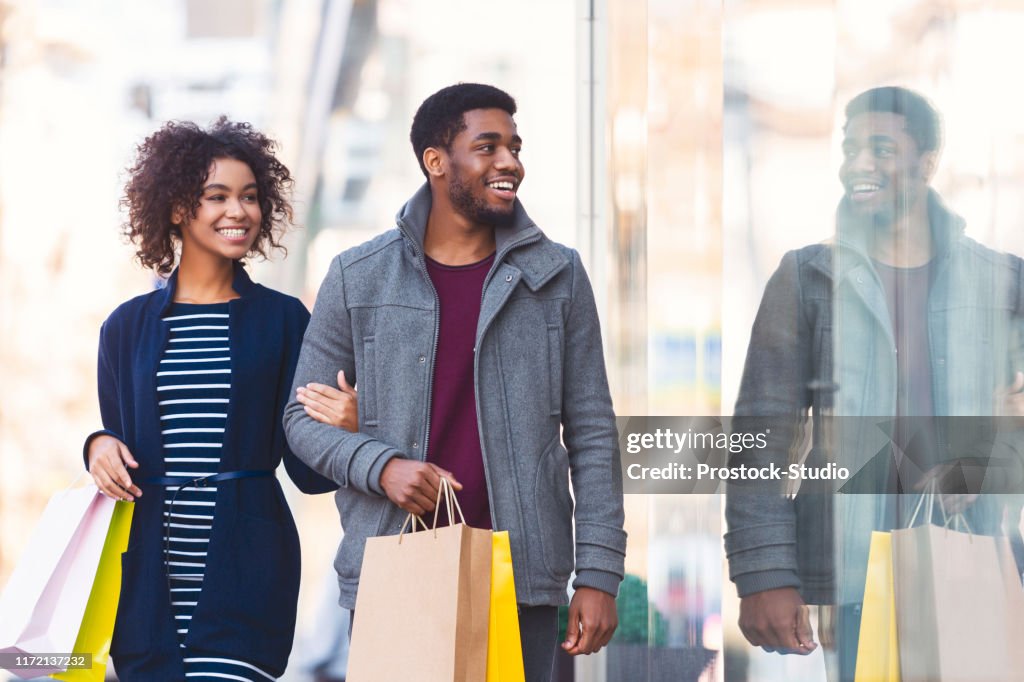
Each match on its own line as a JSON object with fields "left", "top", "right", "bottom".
{"left": 725, "top": 191, "right": 1024, "bottom": 604}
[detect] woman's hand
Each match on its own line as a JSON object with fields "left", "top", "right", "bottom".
{"left": 87, "top": 435, "right": 142, "bottom": 501}
{"left": 297, "top": 370, "right": 358, "bottom": 432}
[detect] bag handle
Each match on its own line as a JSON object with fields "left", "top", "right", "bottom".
{"left": 907, "top": 479, "right": 949, "bottom": 528}
{"left": 943, "top": 510, "right": 975, "bottom": 536}
{"left": 906, "top": 479, "right": 975, "bottom": 536}
{"left": 398, "top": 512, "right": 429, "bottom": 538}
{"left": 66, "top": 470, "right": 92, "bottom": 491}
{"left": 396, "top": 477, "right": 465, "bottom": 542}
{"left": 432, "top": 476, "right": 465, "bottom": 530}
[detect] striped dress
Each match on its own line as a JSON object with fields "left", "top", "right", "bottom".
{"left": 158, "top": 302, "right": 276, "bottom": 682}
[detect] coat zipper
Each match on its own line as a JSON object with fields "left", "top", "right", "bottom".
{"left": 398, "top": 219, "right": 542, "bottom": 530}
{"left": 420, "top": 264, "right": 442, "bottom": 465}
{"left": 473, "top": 230, "right": 542, "bottom": 530}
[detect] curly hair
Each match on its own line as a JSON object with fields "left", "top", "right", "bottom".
{"left": 121, "top": 117, "right": 294, "bottom": 275}
{"left": 410, "top": 83, "right": 517, "bottom": 178}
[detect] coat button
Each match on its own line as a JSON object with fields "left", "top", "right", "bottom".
{"left": 418, "top": 355, "right": 426, "bottom": 363}
{"left": 412, "top": 442, "right": 419, "bottom": 449}
{"left": 505, "top": 274, "right": 513, "bottom": 282}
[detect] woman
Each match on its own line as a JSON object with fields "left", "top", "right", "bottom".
{"left": 84, "top": 118, "right": 354, "bottom": 681}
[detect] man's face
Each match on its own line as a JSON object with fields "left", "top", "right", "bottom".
{"left": 443, "top": 108, "right": 524, "bottom": 228}
{"left": 839, "top": 111, "right": 933, "bottom": 226}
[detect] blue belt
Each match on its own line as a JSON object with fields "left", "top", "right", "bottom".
{"left": 148, "top": 470, "right": 273, "bottom": 598}
{"left": 145, "top": 469, "right": 273, "bottom": 487}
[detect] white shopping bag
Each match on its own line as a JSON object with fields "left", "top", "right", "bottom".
{"left": 0, "top": 485, "right": 116, "bottom": 678}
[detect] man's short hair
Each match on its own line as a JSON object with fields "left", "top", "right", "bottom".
{"left": 844, "top": 86, "right": 942, "bottom": 154}
{"left": 410, "top": 83, "right": 517, "bottom": 178}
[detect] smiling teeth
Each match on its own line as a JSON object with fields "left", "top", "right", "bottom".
{"left": 219, "top": 229, "right": 247, "bottom": 238}
{"left": 853, "top": 183, "right": 880, "bottom": 193}
{"left": 489, "top": 181, "right": 515, "bottom": 191}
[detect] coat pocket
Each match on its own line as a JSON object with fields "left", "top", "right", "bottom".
{"left": 534, "top": 437, "right": 575, "bottom": 581}
{"left": 187, "top": 513, "right": 300, "bottom": 655}
{"left": 547, "top": 324, "right": 563, "bottom": 416}
{"left": 334, "top": 494, "right": 390, "bottom": 581}
{"left": 110, "top": 546, "right": 157, "bottom": 656}
{"left": 360, "top": 335, "right": 379, "bottom": 426}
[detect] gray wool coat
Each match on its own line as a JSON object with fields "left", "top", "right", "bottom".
{"left": 284, "top": 183, "right": 627, "bottom": 609}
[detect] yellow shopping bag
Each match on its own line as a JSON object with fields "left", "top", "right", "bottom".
{"left": 854, "top": 531, "right": 900, "bottom": 682}
{"left": 51, "top": 501, "right": 134, "bottom": 682}
{"left": 487, "top": 531, "right": 525, "bottom": 682}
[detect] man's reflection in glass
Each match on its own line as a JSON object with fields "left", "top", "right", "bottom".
{"left": 724, "top": 86, "right": 1024, "bottom": 680}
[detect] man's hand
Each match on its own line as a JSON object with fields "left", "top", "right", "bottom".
{"left": 738, "top": 587, "right": 816, "bottom": 654}
{"left": 561, "top": 586, "right": 617, "bottom": 656}
{"left": 997, "top": 370, "right": 1024, "bottom": 423}
{"left": 297, "top": 370, "right": 359, "bottom": 432}
{"left": 379, "top": 459, "right": 462, "bottom": 516}
{"left": 87, "top": 435, "right": 142, "bottom": 501}
{"left": 916, "top": 462, "right": 979, "bottom": 515}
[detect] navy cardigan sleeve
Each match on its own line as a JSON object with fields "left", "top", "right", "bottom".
{"left": 83, "top": 318, "right": 125, "bottom": 469}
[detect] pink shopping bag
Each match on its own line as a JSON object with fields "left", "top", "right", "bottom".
{"left": 0, "top": 485, "right": 116, "bottom": 678}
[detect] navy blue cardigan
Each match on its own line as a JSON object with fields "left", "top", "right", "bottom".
{"left": 85, "top": 263, "right": 336, "bottom": 681}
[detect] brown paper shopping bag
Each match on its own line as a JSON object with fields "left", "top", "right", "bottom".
{"left": 347, "top": 479, "right": 492, "bottom": 682}
{"left": 892, "top": 507, "right": 1024, "bottom": 682}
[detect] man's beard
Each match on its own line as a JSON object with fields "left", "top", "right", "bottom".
{"left": 448, "top": 168, "right": 516, "bottom": 228}
{"left": 850, "top": 167, "right": 925, "bottom": 232}
{"left": 868, "top": 186, "right": 923, "bottom": 233}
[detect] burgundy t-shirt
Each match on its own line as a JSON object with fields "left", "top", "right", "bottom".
{"left": 424, "top": 252, "right": 495, "bottom": 529}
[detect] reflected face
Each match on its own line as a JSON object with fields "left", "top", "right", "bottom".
{"left": 178, "top": 157, "right": 262, "bottom": 263}
{"left": 839, "top": 111, "right": 931, "bottom": 225}
{"left": 444, "top": 108, "right": 524, "bottom": 228}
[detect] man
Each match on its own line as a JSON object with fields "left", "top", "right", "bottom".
{"left": 284, "top": 83, "right": 627, "bottom": 680}
{"left": 724, "top": 86, "right": 1024, "bottom": 678}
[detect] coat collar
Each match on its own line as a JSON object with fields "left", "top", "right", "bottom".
{"left": 394, "top": 182, "right": 570, "bottom": 292}
{"left": 147, "top": 260, "right": 257, "bottom": 316}
{"left": 810, "top": 189, "right": 966, "bottom": 281}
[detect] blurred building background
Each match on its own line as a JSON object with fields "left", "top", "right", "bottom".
{"left": 2, "top": 0, "right": 1024, "bottom": 680}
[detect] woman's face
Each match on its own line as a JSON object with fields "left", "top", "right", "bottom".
{"left": 177, "top": 157, "right": 262, "bottom": 264}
